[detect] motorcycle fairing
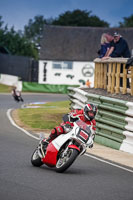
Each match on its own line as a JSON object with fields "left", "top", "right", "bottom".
{"left": 41, "top": 142, "right": 58, "bottom": 167}
{"left": 41, "top": 133, "right": 73, "bottom": 167}
{"left": 52, "top": 131, "right": 74, "bottom": 150}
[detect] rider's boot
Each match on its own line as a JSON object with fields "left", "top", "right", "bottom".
{"left": 41, "top": 133, "right": 54, "bottom": 153}
{"left": 41, "top": 127, "right": 64, "bottom": 153}
{"left": 41, "top": 139, "right": 49, "bottom": 153}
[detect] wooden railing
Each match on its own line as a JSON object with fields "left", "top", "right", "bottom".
{"left": 94, "top": 58, "right": 133, "bottom": 96}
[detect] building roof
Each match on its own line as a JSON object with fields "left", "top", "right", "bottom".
{"left": 39, "top": 25, "right": 133, "bottom": 61}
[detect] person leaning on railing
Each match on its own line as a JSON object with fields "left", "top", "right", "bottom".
{"left": 102, "top": 32, "right": 131, "bottom": 88}
{"left": 105, "top": 32, "right": 131, "bottom": 58}
{"left": 98, "top": 33, "right": 111, "bottom": 58}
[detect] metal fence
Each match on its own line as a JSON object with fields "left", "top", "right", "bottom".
{"left": 0, "top": 53, "right": 38, "bottom": 82}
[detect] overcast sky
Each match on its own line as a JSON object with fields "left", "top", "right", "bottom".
{"left": 0, "top": 0, "right": 133, "bottom": 31}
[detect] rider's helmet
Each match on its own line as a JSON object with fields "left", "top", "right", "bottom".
{"left": 84, "top": 104, "right": 97, "bottom": 121}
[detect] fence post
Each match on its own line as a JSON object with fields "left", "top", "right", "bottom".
{"left": 103, "top": 63, "right": 107, "bottom": 89}
{"left": 107, "top": 63, "right": 112, "bottom": 92}
{"left": 115, "top": 63, "right": 121, "bottom": 93}
{"left": 100, "top": 63, "right": 104, "bottom": 88}
{"left": 111, "top": 63, "right": 116, "bottom": 93}
{"left": 122, "top": 64, "right": 127, "bottom": 94}
{"left": 94, "top": 63, "right": 98, "bottom": 88}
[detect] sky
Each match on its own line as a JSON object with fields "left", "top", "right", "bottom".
{"left": 0, "top": 0, "right": 133, "bottom": 31}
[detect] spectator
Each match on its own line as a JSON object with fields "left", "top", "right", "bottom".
{"left": 103, "top": 32, "right": 131, "bottom": 87}
{"left": 105, "top": 32, "right": 131, "bottom": 58}
{"left": 105, "top": 33, "right": 114, "bottom": 44}
{"left": 86, "top": 79, "right": 91, "bottom": 88}
{"left": 98, "top": 33, "right": 111, "bottom": 58}
{"left": 126, "top": 57, "right": 133, "bottom": 69}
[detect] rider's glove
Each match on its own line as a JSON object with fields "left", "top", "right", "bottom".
{"left": 63, "top": 124, "right": 72, "bottom": 133}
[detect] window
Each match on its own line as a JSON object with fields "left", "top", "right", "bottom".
{"left": 52, "top": 62, "right": 62, "bottom": 69}
{"left": 52, "top": 61, "right": 73, "bottom": 70}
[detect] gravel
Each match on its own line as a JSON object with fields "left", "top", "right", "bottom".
{"left": 82, "top": 88, "right": 133, "bottom": 102}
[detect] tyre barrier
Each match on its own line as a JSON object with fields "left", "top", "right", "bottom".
{"left": 68, "top": 87, "right": 133, "bottom": 154}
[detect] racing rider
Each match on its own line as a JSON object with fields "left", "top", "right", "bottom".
{"left": 42, "top": 103, "right": 97, "bottom": 152}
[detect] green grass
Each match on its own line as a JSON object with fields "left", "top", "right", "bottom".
{"left": 18, "top": 101, "right": 70, "bottom": 130}
{"left": 0, "top": 84, "right": 12, "bottom": 93}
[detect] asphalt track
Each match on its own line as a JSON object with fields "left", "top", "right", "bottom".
{"left": 0, "top": 93, "right": 133, "bottom": 200}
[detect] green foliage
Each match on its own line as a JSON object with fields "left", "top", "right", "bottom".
{"left": 24, "top": 15, "right": 47, "bottom": 45}
{"left": 0, "top": 16, "right": 38, "bottom": 59}
{"left": 52, "top": 9, "right": 109, "bottom": 27}
{"left": 0, "top": 16, "right": 4, "bottom": 27}
{"left": 1, "top": 27, "right": 38, "bottom": 58}
{"left": 119, "top": 14, "right": 133, "bottom": 27}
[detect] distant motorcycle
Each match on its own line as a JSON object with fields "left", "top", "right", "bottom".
{"left": 12, "top": 89, "right": 24, "bottom": 102}
{"left": 31, "top": 120, "right": 94, "bottom": 173}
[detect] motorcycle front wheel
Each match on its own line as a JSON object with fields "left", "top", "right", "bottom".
{"left": 55, "top": 148, "right": 79, "bottom": 173}
{"left": 31, "top": 148, "right": 43, "bottom": 167}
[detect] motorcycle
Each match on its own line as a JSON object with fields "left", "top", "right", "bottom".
{"left": 31, "top": 119, "right": 94, "bottom": 173}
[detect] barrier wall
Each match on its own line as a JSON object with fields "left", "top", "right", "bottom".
{"left": 0, "top": 74, "right": 22, "bottom": 91}
{"left": 68, "top": 87, "right": 133, "bottom": 154}
{"left": 22, "top": 82, "right": 79, "bottom": 94}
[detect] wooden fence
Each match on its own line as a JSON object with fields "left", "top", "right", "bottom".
{"left": 94, "top": 58, "right": 133, "bottom": 96}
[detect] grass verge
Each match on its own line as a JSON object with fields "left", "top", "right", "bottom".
{"left": 16, "top": 101, "right": 70, "bottom": 131}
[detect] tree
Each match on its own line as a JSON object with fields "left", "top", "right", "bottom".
{"left": 52, "top": 9, "right": 109, "bottom": 27}
{"left": 119, "top": 14, "right": 133, "bottom": 27}
{"left": 0, "top": 16, "right": 7, "bottom": 45}
{"left": 0, "top": 24, "right": 38, "bottom": 59}
{"left": 0, "top": 15, "right": 4, "bottom": 27}
{"left": 24, "top": 15, "right": 47, "bottom": 45}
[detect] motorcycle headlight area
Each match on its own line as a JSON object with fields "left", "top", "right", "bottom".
{"left": 76, "top": 128, "right": 90, "bottom": 143}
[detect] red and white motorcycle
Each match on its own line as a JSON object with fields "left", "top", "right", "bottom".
{"left": 31, "top": 120, "right": 94, "bottom": 173}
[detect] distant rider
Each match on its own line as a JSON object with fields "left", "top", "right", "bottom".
{"left": 12, "top": 88, "right": 24, "bottom": 102}
{"left": 42, "top": 103, "right": 97, "bottom": 151}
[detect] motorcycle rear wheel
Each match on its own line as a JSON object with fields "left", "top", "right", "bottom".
{"left": 31, "top": 149, "right": 43, "bottom": 167}
{"left": 55, "top": 148, "right": 79, "bottom": 173}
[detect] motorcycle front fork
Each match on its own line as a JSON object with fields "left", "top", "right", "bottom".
{"left": 61, "top": 141, "right": 72, "bottom": 157}
{"left": 38, "top": 143, "right": 45, "bottom": 158}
